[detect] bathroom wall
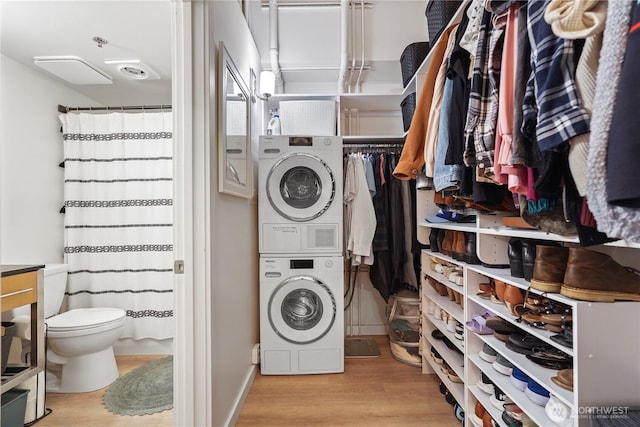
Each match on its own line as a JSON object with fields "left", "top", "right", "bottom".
{"left": 0, "top": 55, "right": 100, "bottom": 264}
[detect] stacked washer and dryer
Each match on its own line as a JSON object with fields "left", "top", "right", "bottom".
{"left": 258, "top": 135, "right": 345, "bottom": 375}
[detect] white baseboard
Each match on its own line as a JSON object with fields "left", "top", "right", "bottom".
{"left": 113, "top": 337, "right": 173, "bottom": 355}
{"left": 345, "top": 325, "right": 387, "bottom": 336}
{"left": 224, "top": 365, "right": 257, "bottom": 427}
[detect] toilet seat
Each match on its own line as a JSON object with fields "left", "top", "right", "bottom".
{"left": 46, "top": 308, "right": 126, "bottom": 337}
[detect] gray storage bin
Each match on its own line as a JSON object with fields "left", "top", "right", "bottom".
{"left": 1, "top": 389, "right": 29, "bottom": 427}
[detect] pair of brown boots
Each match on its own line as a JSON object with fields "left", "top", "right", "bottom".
{"left": 531, "top": 247, "right": 640, "bottom": 302}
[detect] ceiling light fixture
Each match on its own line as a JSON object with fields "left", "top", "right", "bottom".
{"left": 253, "top": 70, "right": 276, "bottom": 102}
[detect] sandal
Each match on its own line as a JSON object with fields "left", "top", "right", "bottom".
{"left": 526, "top": 349, "right": 573, "bottom": 370}
{"left": 465, "top": 310, "right": 494, "bottom": 334}
{"left": 551, "top": 322, "right": 574, "bottom": 349}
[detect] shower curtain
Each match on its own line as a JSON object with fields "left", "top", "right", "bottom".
{"left": 59, "top": 111, "right": 174, "bottom": 340}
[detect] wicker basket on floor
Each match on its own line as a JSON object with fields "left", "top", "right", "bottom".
{"left": 387, "top": 290, "right": 421, "bottom": 367}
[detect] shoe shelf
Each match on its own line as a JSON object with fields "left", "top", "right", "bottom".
{"left": 467, "top": 293, "right": 574, "bottom": 358}
{"left": 422, "top": 326, "right": 464, "bottom": 380}
{"left": 475, "top": 333, "right": 574, "bottom": 406}
{"left": 421, "top": 303, "right": 464, "bottom": 354}
{"left": 466, "top": 263, "right": 578, "bottom": 307}
{"left": 422, "top": 339, "right": 465, "bottom": 406}
{"left": 469, "top": 353, "right": 556, "bottom": 427}
{"left": 423, "top": 287, "right": 464, "bottom": 326}
{"left": 468, "top": 384, "right": 509, "bottom": 427}
{"left": 417, "top": 189, "right": 640, "bottom": 427}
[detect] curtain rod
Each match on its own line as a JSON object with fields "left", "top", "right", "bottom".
{"left": 58, "top": 104, "right": 172, "bottom": 113}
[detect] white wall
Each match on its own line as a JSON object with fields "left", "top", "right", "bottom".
{"left": 208, "top": 3, "right": 262, "bottom": 426}
{"left": 0, "top": 55, "right": 101, "bottom": 264}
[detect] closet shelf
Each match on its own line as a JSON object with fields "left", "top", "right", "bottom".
{"left": 422, "top": 332, "right": 464, "bottom": 379}
{"left": 468, "top": 384, "right": 509, "bottom": 427}
{"left": 423, "top": 344, "right": 465, "bottom": 405}
{"left": 467, "top": 294, "right": 575, "bottom": 358}
{"left": 469, "top": 354, "right": 556, "bottom": 427}
{"left": 423, "top": 288, "right": 464, "bottom": 324}
{"left": 422, "top": 311, "right": 464, "bottom": 353}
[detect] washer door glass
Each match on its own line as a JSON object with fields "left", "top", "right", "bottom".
{"left": 268, "top": 275, "right": 337, "bottom": 344}
{"left": 266, "top": 152, "right": 335, "bottom": 222}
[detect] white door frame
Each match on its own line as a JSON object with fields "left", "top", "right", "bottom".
{"left": 172, "top": 3, "right": 212, "bottom": 426}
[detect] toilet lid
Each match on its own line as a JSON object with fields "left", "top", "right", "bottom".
{"left": 46, "top": 308, "right": 126, "bottom": 331}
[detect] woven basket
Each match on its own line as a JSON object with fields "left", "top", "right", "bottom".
{"left": 400, "top": 42, "right": 430, "bottom": 87}
{"left": 401, "top": 93, "right": 417, "bottom": 132}
{"left": 425, "top": 0, "right": 463, "bottom": 44}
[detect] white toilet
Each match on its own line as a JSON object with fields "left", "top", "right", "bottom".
{"left": 38, "top": 264, "right": 126, "bottom": 393}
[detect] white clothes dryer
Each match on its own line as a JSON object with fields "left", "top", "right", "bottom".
{"left": 260, "top": 255, "right": 344, "bottom": 375}
{"left": 259, "top": 135, "right": 343, "bottom": 254}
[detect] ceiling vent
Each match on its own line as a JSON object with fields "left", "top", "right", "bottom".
{"left": 104, "top": 59, "right": 161, "bottom": 80}
{"left": 33, "top": 56, "right": 112, "bottom": 85}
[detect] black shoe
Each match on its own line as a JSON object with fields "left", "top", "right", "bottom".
{"left": 429, "top": 228, "right": 441, "bottom": 253}
{"left": 464, "top": 232, "right": 480, "bottom": 264}
{"left": 508, "top": 238, "right": 524, "bottom": 278}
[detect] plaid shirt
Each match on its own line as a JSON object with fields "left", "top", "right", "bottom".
{"left": 463, "top": 8, "right": 505, "bottom": 170}
{"left": 522, "top": 0, "right": 590, "bottom": 151}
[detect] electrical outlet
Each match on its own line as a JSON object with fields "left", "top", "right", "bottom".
{"left": 251, "top": 343, "right": 260, "bottom": 365}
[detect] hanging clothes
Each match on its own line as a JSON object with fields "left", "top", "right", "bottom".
{"left": 344, "top": 153, "right": 376, "bottom": 265}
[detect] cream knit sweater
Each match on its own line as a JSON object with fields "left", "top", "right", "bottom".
{"left": 587, "top": 0, "right": 640, "bottom": 242}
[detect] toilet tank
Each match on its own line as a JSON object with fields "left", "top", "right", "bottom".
{"left": 44, "top": 264, "right": 69, "bottom": 319}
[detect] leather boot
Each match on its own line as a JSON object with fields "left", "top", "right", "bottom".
{"left": 530, "top": 246, "right": 569, "bottom": 293}
{"left": 452, "top": 231, "right": 466, "bottom": 261}
{"left": 521, "top": 240, "right": 539, "bottom": 281}
{"left": 508, "top": 238, "right": 524, "bottom": 278}
{"left": 562, "top": 248, "right": 640, "bottom": 302}
{"left": 522, "top": 240, "right": 560, "bottom": 281}
{"left": 441, "top": 230, "right": 454, "bottom": 257}
{"left": 464, "top": 232, "right": 480, "bottom": 264}
{"left": 429, "top": 228, "right": 440, "bottom": 253}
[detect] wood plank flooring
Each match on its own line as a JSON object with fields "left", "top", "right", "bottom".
{"left": 32, "top": 336, "right": 460, "bottom": 426}
{"left": 236, "top": 336, "right": 460, "bottom": 427}
{"left": 35, "top": 355, "right": 173, "bottom": 427}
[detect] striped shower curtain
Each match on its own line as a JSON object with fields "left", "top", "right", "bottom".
{"left": 59, "top": 111, "right": 174, "bottom": 340}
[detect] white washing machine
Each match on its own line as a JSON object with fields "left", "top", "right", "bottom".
{"left": 258, "top": 135, "right": 343, "bottom": 254}
{"left": 260, "top": 255, "right": 344, "bottom": 375}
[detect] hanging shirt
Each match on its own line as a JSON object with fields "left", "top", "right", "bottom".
{"left": 344, "top": 154, "right": 376, "bottom": 265}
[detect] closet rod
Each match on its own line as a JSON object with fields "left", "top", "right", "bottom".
{"left": 343, "top": 142, "right": 404, "bottom": 150}
{"left": 58, "top": 104, "right": 172, "bottom": 113}
{"left": 260, "top": 0, "right": 373, "bottom": 8}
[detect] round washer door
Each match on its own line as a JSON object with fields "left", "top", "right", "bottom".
{"left": 266, "top": 152, "right": 336, "bottom": 222}
{"left": 268, "top": 275, "right": 337, "bottom": 344}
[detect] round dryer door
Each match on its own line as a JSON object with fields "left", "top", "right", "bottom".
{"left": 266, "top": 152, "right": 336, "bottom": 222}
{"left": 268, "top": 275, "right": 337, "bottom": 344}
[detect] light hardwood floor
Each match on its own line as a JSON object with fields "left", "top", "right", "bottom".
{"left": 32, "top": 336, "right": 460, "bottom": 427}
{"left": 35, "top": 355, "right": 173, "bottom": 427}
{"left": 237, "top": 336, "right": 461, "bottom": 427}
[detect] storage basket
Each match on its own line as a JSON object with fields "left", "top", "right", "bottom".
{"left": 425, "top": 0, "right": 463, "bottom": 45}
{"left": 400, "top": 42, "right": 430, "bottom": 88}
{"left": 400, "top": 92, "right": 417, "bottom": 132}
{"left": 1, "top": 389, "right": 29, "bottom": 427}
{"left": 279, "top": 100, "right": 337, "bottom": 136}
{"left": 387, "top": 290, "right": 421, "bottom": 367}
